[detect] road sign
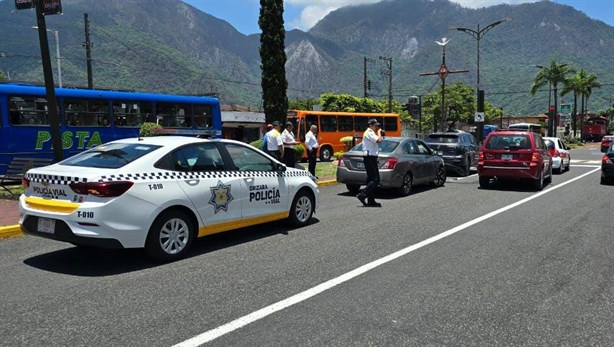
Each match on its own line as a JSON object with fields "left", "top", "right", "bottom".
{"left": 14, "top": 0, "right": 34, "bottom": 10}
{"left": 474, "top": 112, "right": 484, "bottom": 122}
{"left": 560, "top": 103, "right": 571, "bottom": 114}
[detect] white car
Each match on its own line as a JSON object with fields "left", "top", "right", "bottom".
{"left": 19, "top": 136, "right": 319, "bottom": 261}
{"left": 543, "top": 137, "right": 571, "bottom": 174}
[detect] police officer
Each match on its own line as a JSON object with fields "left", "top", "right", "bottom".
{"left": 356, "top": 119, "right": 383, "bottom": 207}
{"left": 281, "top": 121, "right": 297, "bottom": 167}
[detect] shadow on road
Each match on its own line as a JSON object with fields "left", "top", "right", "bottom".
{"left": 23, "top": 218, "right": 320, "bottom": 276}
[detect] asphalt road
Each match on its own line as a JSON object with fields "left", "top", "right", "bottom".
{"left": 1, "top": 146, "right": 611, "bottom": 347}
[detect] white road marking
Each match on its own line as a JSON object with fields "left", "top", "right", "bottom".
{"left": 173, "top": 168, "right": 601, "bottom": 347}
{"left": 455, "top": 173, "right": 478, "bottom": 180}
{"left": 572, "top": 165, "right": 601, "bottom": 168}
{"left": 570, "top": 159, "right": 601, "bottom": 164}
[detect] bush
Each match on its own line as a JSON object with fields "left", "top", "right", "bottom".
{"left": 563, "top": 135, "right": 582, "bottom": 145}
{"left": 294, "top": 144, "right": 306, "bottom": 161}
{"left": 340, "top": 136, "right": 355, "bottom": 151}
{"left": 140, "top": 122, "right": 163, "bottom": 137}
{"left": 250, "top": 139, "right": 264, "bottom": 150}
{"left": 333, "top": 151, "right": 345, "bottom": 159}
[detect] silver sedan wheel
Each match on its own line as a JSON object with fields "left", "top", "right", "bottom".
{"left": 159, "top": 218, "right": 190, "bottom": 255}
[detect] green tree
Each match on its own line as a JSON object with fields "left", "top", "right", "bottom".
{"left": 288, "top": 98, "right": 318, "bottom": 111}
{"left": 561, "top": 70, "right": 585, "bottom": 137}
{"left": 0, "top": 69, "right": 5, "bottom": 81}
{"left": 530, "top": 60, "right": 573, "bottom": 136}
{"left": 259, "top": 0, "right": 288, "bottom": 124}
{"left": 319, "top": 93, "right": 413, "bottom": 123}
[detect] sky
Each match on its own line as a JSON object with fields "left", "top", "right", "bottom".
{"left": 183, "top": 0, "right": 614, "bottom": 35}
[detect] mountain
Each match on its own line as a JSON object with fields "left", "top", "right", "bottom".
{"left": 0, "top": 0, "right": 612, "bottom": 115}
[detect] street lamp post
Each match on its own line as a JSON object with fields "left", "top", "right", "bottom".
{"left": 450, "top": 19, "right": 509, "bottom": 142}
{"left": 32, "top": 26, "right": 62, "bottom": 88}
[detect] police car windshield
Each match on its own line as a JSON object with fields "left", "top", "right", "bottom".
{"left": 61, "top": 143, "right": 161, "bottom": 169}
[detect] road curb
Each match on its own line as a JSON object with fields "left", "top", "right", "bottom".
{"left": 0, "top": 225, "right": 23, "bottom": 239}
{"left": 317, "top": 179, "right": 337, "bottom": 187}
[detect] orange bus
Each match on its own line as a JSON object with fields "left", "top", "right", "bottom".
{"left": 286, "top": 110, "right": 402, "bottom": 161}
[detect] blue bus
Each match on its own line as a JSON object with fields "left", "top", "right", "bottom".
{"left": 0, "top": 83, "right": 221, "bottom": 176}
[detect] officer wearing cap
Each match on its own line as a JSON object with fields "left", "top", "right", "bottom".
{"left": 356, "top": 118, "right": 383, "bottom": 207}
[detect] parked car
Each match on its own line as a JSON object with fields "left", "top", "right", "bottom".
{"left": 601, "top": 135, "right": 614, "bottom": 153}
{"left": 19, "top": 136, "right": 319, "bottom": 261}
{"left": 424, "top": 131, "right": 478, "bottom": 176}
{"left": 543, "top": 136, "right": 571, "bottom": 173}
{"left": 336, "top": 137, "right": 446, "bottom": 196}
{"left": 477, "top": 131, "right": 553, "bottom": 190}
{"left": 601, "top": 143, "right": 614, "bottom": 185}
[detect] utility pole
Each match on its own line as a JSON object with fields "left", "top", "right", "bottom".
{"left": 34, "top": 0, "right": 63, "bottom": 162}
{"left": 363, "top": 57, "right": 375, "bottom": 98}
{"left": 84, "top": 13, "right": 94, "bottom": 89}
{"left": 420, "top": 38, "right": 468, "bottom": 132}
{"left": 379, "top": 56, "right": 392, "bottom": 113}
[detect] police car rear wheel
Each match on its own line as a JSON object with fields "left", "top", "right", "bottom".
{"left": 289, "top": 190, "right": 313, "bottom": 227}
{"left": 146, "top": 210, "right": 195, "bottom": 261}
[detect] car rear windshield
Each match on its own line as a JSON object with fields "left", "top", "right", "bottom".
{"left": 60, "top": 143, "right": 162, "bottom": 168}
{"left": 351, "top": 139, "right": 400, "bottom": 153}
{"left": 425, "top": 135, "right": 459, "bottom": 143}
{"left": 485, "top": 135, "right": 531, "bottom": 150}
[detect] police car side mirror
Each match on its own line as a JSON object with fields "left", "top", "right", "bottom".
{"left": 276, "top": 163, "right": 287, "bottom": 172}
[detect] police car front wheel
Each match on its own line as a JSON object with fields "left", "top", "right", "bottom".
{"left": 145, "top": 210, "right": 195, "bottom": 261}
{"left": 289, "top": 190, "right": 314, "bottom": 227}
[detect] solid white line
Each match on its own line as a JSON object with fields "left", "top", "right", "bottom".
{"left": 173, "top": 167, "right": 601, "bottom": 347}
{"left": 572, "top": 164, "right": 601, "bottom": 168}
{"left": 455, "top": 173, "right": 478, "bottom": 180}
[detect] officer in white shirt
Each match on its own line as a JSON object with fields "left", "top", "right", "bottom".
{"left": 265, "top": 121, "right": 284, "bottom": 160}
{"left": 305, "top": 124, "right": 319, "bottom": 176}
{"left": 280, "top": 122, "right": 297, "bottom": 167}
{"left": 357, "top": 119, "right": 383, "bottom": 207}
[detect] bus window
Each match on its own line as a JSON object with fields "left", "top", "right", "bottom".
{"left": 306, "top": 115, "right": 318, "bottom": 129}
{"left": 354, "top": 116, "right": 368, "bottom": 132}
{"left": 194, "top": 105, "right": 213, "bottom": 129}
{"left": 338, "top": 116, "right": 353, "bottom": 131}
{"left": 157, "top": 103, "right": 192, "bottom": 127}
{"left": 9, "top": 95, "right": 52, "bottom": 126}
{"left": 64, "top": 98, "right": 108, "bottom": 126}
{"left": 383, "top": 117, "right": 398, "bottom": 131}
{"left": 112, "top": 101, "right": 153, "bottom": 127}
{"left": 320, "top": 115, "right": 337, "bottom": 132}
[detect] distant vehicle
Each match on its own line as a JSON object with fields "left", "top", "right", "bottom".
{"left": 477, "top": 131, "right": 553, "bottom": 190}
{"left": 582, "top": 116, "right": 609, "bottom": 142}
{"left": 0, "top": 83, "right": 222, "bottom": 177}
{"left": 507, "top": 123, "right": 543, "bottom": 135}
{"left": 424, "top": 131, "right": 478, "bottom": 176}
{"left": 336, "top": 137, "right": 446, "bottom": 196}
{"left": 483, "top": 125, "right": 499, "bottom": 138}
{"left": 19, "top": 136, "right": 319, "bottom": 261}
{"left": 600, "top": 135, "right": 614, "bottom": 153}
{"left": 543, "top": 137, "right": 571, "bottom": 174}
{"left": 601, "top": 143, "right": 614, "bottom": 185}
{"left": 286, "top": 110, "right": 401, "bottom": 161}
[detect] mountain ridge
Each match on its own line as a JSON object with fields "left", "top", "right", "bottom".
{"left": 0, "top": 0, "right": 611, "bottom": 115}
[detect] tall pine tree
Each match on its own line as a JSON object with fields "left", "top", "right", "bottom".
{"left": 259, "top": 0, "right": 288, "bottom": 123}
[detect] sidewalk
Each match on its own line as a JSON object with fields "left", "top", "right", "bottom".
{"left": 0, "top": 199, "right": 21, "bottom": 238}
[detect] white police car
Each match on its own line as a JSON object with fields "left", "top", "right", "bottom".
{"left": 19, "top": 136, "right": 319, "bottom": 261}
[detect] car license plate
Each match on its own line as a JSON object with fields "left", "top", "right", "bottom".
{"left": 501, "top": 154, "right": 513, "bottom": 160}
{"left": 356, "top": 162, "right": 365, "bottom": 169}
{"left": 37, "top": 217, "right": 55, "bottom": 234}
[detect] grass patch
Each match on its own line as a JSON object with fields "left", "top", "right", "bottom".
{"left": 0, "top": 185, "right": 23, "bottom": 200}
{"left": 316, "top": 161, "right": 338, "bottom": 180}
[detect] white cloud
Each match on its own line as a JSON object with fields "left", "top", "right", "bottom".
{"left": 287, "top": 0, "right": 539, "bottom": 31}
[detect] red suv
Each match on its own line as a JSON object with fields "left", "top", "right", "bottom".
{"left": 478, "top": 131, "right": 553, "bottom": 190}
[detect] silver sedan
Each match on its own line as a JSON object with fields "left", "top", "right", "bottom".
{"left": 336, "top": 137, "right": 446, "bottom": 196}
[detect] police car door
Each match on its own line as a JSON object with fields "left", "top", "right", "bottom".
{"left": 221, "top": 142, "right": 289, "bottom": 220}
{"left": 170, "top": 143, "right": 242, "bottom": 232}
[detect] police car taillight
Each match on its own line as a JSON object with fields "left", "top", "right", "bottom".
{"left": 69, "top": 181, "right": 134, "bottom": 197}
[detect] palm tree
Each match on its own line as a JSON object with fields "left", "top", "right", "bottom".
{"left": 561, "top": 71, "right": 583, "bottom": 137}
{"left": 530, "top": 60, "right": 573, "bottom": 136}
{"left": 563, "top": 69, "right": 601, "bottom": 139}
